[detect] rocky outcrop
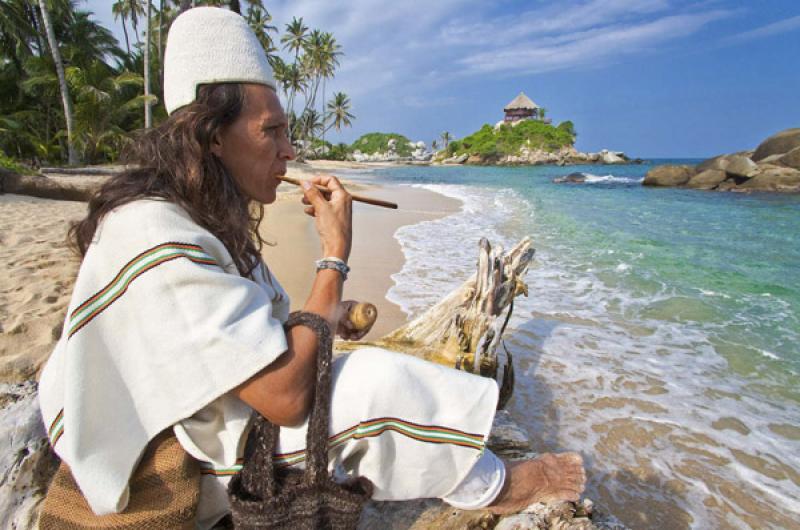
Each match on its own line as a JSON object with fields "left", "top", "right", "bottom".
{"left": 687, "top": 169, "right": 727, "bottom": 190}
{"left": 433, "top": 145, "right": 636, "bottom": 167}
{"left": 738, "top": 166, "right": 800, "bottom": 191}
{"left": 441, "top": 153, "right": 469, "bottom": 165}
{"left": 751, "top": 128, "right": 800, "bottom": 161}
{"left": 779, "top": 147, "right": 800, "bottom": 170}
{"left": 553, "top": 172, "right": 587, "bottom": 184}
{"left": 352, "top": 139, "right": 433, "bottom": 163}
{"left": 643, "top": 128, "right": 800, "bottom": 193}
{"left": 642, "top": 165, "right": 695, "bottom": 187}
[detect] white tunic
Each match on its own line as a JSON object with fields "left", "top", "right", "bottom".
{"left": 39, "top": 199, "right": 291, "bottom": 517}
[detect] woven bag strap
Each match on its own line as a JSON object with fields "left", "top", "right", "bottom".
{"left": 238, "top": 311, "right": 334, "bottom": 496}
{"left": 287, "top": 311, "right": 334, "bottom": 487}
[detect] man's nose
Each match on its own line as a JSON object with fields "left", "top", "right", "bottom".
{"left": 279, "top": 133, "right": 295, "bottom": 160}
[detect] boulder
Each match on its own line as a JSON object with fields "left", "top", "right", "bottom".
{"left": 715, "top": 179, "right": 738, "bottom": 191}
{"left": 466, "top": 154, "right": 483, "bottom": 164}
{"left": 553, "top": 172, "right": 587, "bottom": 184}
{"left": 752, "top": 128, "right": 800, "bottom": 161}
{"left": 757, "top": 153, "right": 785, "bottom": 165}
{"left": 695, "top": 154, "right": 728, "bottom": 172}
{"left": 738, "top": 166, "right": 800, "bottom": 192}
{"left": 600, "top": 151, "right": 625, "bottom": 164}
{"left": 723, "top": 155, "right": 758, "bottom": 178}
{"left": 442, "top": 153, "right": 468, "bottom": 165}
{"left": 778, "top": 146, "right": 800, "bottom": 170}
{"left": 687, "top": 169, "right": 727, "bottom": 189}
{"left": 643, "top": 165, "right": 695, "bottom": 187}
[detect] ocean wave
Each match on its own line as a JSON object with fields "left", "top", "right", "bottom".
{"left": 582, "top": 173, "right": 644, "bottom": 184}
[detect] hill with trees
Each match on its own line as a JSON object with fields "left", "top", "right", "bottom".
{"left": 443, "top": 120, "right": 577, "bottom": 160}
{"left": 351, "top": 132, "right": 413, "bottom": 157}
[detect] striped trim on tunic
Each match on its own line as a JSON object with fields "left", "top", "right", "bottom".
{"left": 48, "top": 243, "right": 218, "bottom": 448}
{"left": 49, "top": 409, "right": 65, "bottom": 446}
{"left": 67, "top": 243, "right": 218, "bottom": 338}
{"left": 199, "top": 417, "right": 486, "bottom": 475}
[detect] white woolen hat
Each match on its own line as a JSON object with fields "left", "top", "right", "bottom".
{"left": 163, "top": 7, "right": 276, "bottom": 115}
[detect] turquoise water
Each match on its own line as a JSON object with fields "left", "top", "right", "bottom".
{"left": 352, "top": 162, "right": 800, "bottom": 528}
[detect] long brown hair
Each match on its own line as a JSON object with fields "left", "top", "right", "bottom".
{"left": 69, "top": 83, "right": 266, "bottom": 278}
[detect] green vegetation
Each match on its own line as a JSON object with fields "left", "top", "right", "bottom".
{"left": 0, "top": 1, "right": 353, "bottom": 168}
{"left": 0, "top": 150, "right": 32, "bottom": 174}
{"left": 351, "top": 133, "right": 412, "bottom": 157}
{"left": 446, "top": 120, "right": 577, "bottom": 159}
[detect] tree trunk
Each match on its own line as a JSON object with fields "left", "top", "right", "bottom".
{"left": 157, "top": 0, "right": 164, "bottom": 84}
{"left": 37, "top": 0, "right": 79, "bottom": 166}
{"left": 122, "top": 16, "right": 131, "bottom": 56}
{"left": 143, "top": 0, "right": 152, "bottom": 128}
{"left": 321, "top": 77, "right": 326, "bottom": 154}
{"left": 0, "top": 169, "right": 99, "bottom": 202}
{"left": 338, "top": 237, "right": 535, "bottom": 409}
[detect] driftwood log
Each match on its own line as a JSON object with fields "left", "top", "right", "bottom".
{"left": 0, "top": 168, "right": 102, "bottom": 202}
{"left": 339, "top": 237, "right": 535, "bottom": 409}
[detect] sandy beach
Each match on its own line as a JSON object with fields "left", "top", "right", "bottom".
{"left": 0, "top": 162, "right": 459, "bottom": 383}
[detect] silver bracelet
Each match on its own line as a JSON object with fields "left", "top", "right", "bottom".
{"left": 315, "top": 257, "right": 350, "bottom": 280}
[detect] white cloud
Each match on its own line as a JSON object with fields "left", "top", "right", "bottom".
{"left": 457, "top": 10, "right": 733, "bottom": 75}
{"left": 722, "top": 14, "right": 800, "bottom": 44}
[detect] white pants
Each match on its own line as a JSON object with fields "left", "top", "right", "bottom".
{"left": 276, "top": 347, "right": 505, "bottom": 507}
{"left": 199, "top": 348, "right": 505, "bottom": 528}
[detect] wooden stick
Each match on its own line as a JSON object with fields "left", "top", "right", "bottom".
{"left": 277, "top": 175, "right": 398, "bottom": 209}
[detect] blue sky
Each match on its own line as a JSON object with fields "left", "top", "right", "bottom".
{"left": 85, "top": 0, "right": 800, "bottom": 158}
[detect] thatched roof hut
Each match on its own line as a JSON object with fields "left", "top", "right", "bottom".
{"left": 503, "top": 92, "right": 539, "bottom": 112}
{"left": 503, "top": 92, "right": 540, "bottom": 122}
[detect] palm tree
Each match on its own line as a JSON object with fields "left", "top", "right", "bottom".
{"left": 281, "top": 17, "right": 308, "bottom": 61}
{"left": 280, "top": 17, "right": 308, "bottom": 120}
{"left": 440, "top": 131, "right": 451, "bottom": 149}
{"left": 0, "top": 1, "right": 36, "bottom": 75}
{"left": 302, "top": 30, "right": 340, "bottom": 112}
{"left": 37, "top": 0, "right": 78, "bottom": 164}
{"left": 317, "top": 31, "right": 341, "bottom": 147}
{"left": 246, "top": 4, "right": 278, "bottom": 63}
{"left": 324, "top": 92, "right": 354, "bottom": 133}
{"left": 112, "top": 1, "right": 132, "bottom": 55}
{"left": 431, "top": 140, "right": 438, "bottom": 151}
{"left": 68, "top": 60, "right": 145, "bottom": 162}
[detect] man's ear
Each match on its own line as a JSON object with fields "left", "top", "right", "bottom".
{"left": 210, "top": 131, "right": 224, "bottom": 157}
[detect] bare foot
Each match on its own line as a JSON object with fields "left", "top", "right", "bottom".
{"left": 486, "top": 453, "right": 586, "bottom": 515}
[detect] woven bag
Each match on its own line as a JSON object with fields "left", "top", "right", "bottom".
{"left": 39, "top": 429, "right": 200, "bottom": 529}
{"left": 228, "top": 311, "right": 373, "bottom": 529}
